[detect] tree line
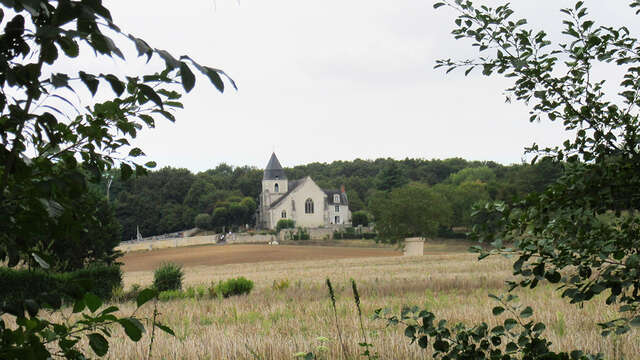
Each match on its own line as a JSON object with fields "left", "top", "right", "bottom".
{"left": 96, "top": 157, "right": 563, "bottom": 240}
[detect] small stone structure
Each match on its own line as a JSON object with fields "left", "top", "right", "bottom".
{"left": 403, "top": 237, "right": 425, "bottom": 256}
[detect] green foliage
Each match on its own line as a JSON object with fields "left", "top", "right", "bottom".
{"left": 351, "top": 210, "right": 370, "bottom": 227}
{"left": 375, "top": 162, "right": 408, "bottom": 191}
{"left": 153, "top": 262, "right": 184, "bottom": 292}
{"left": 435, "top": 180, "right": 490, "bottom": 228}
{"left": 370, "top": 182, "right": 452, "bottom": 241}
{"left": 0, "top": 265, "right": 172, "bottom": 359}
{"left": 210, "top": 277, "right": 254, "bottom": 298}
{"left": 430, "top": 0, "right": 640, "bottom": 355}
{"left": 446, "top": 166, "right": 496, "bottom": 186}
{"left": 0, "top": 264, "right": 122, "bottom": 307}
{"left": 276, "top": 219, "right": 295, "bottom": 232}
{"left": 194, "top": 213, "right": 213, "bottom": 230}
{"left": 374, "top": 293, "right": 601, "bottom": 359}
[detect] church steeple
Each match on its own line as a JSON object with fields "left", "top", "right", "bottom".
{"left": 264, "top": 152, "right": 287, "bottom": 180}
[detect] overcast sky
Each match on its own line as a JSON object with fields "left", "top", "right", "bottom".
{"left": 85, "top": 1, "right": 637, "bottom": 172}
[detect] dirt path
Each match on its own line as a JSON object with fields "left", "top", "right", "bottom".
{"left": 121, "top": 244, "right": 401, "bottom": 272}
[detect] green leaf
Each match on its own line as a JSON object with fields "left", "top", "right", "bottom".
{"left": 417, "top": 335, "right": 428, "bottom": 348}
{"left": 120, "top": 163, "right": 133, "bottom": 180}
{"left": 57, "top": 36, "right": 79, "bottom": 58}
{"left": 504, "top": 318, "right": 518, "bottom": 331}
{"left": 630, "top": 316, "right": 640, "bottom": 327}
{"left": 506, "top": 341, "right": 518, "bottom": 353}
{"left": 155, "top": 322, "right": 175, "bottom": 336}
{"left": 84, "top": 293, "right": 102, "bottom": 313}
{"left": 88, "top": 333, "right": 109, "bottom": 356}
{"left": 492, "top": 306, "right": 505, "bottom": 315}
{"left": 138, "top": 84, "right": 164, "bottom": 109}
{"left": 433, "top": 2, "right": 446, "bottom": 9}
{"left": 136, "top": 288, "right": 158, "bottom": 307}
{"left": 433, "top": 339, "right": 449, "bottom": 352}
{"left": 119, "top": 318, "right": 144, "bottom": 342}
{"left": 179, "top": 61, "right": 196, "bottom": 93}
{"left": 128, "top": 148, "right": 144, "bottom": 157}
{"left": 404, "top": 325, "right": 416, "bottom": 338}
{"left": 72, "top": 298, "right": 85, "bottom": 313}
{"left": 520, "top": 306, "right": 533, "bottom": 318}
{"left": 204, "top": 67, "right": 225, "bottom": 92}
{"left": 103, "top": 74, "right": 125, "bottom": 96}
{"left": 79, "top": 71, "right": 99, "bottom": 96}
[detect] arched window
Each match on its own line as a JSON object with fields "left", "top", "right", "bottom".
{"left": 281, "top": 210, "right": 287, "bottom": 218}
{"left": 274, "top": 183, "right": 279, "bottom": 193}
{"left": 305, "top": 198, "right": 314, "bottom": 214}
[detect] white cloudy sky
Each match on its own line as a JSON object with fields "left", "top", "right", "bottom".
{"left": 83, "top": 0, "right": 638, "bottom": 171}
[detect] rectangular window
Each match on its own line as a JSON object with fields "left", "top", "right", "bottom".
{"left": 335, "top": 216, "right": 340, "bottom": 224}
{"left": 334, "top": 194, "right": 340, "bottom": 203}
{"left": 335, "top": 205, "right": 339, "bottom": 212}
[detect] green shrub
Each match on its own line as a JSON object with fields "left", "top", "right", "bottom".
{"left": 194, "top": 213, "right": 213, "bottom": 230}
{"left": 276, "top": 219, "right": 295, "bottom": 232}
{"left": 352, "top": 211, "right": 370, "bottom": 227}
{"left": 210, "top": 277, "right": 254, "bottom": 298}
{"left": 153, "top": 262, "right": 184, "bottom": 291}
{"left": 0, "top": 264, "right": 122, "bottom": 307}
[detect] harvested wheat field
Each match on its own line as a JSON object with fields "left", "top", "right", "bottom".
{"left": 120, "top": 243, "right": 401, "bottom": 272}
{"left": 58, "top": 242, "right": 640, "bottom": 358}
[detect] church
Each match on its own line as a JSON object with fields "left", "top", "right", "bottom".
{"left": 257, "top": 153, "right": 351, "bottom": 230}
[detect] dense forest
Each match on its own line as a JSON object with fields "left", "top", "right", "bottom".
{"left": 92, "top": 157, "right": 563, "bottom": 240}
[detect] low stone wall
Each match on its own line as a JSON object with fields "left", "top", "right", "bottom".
{"left": 116, "top": 235, "right": 219, "bottom": 252}
{"left": 227, "top": 233, "right": 275, "bottom": 244}
{"left": 116, "top": 233, "right": 275, "bottom": 252}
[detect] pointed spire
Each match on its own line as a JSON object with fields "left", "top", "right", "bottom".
{"left": 264, "top": 152, "right": 287, "bottom": 180}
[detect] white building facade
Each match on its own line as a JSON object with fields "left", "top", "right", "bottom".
{"left": 257, "top": 153, "right": 351, "bottom": 230}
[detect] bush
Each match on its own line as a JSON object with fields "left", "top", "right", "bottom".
{"left": 153, "top": 262, "right": 184, "bottom": 292}
{"left": 210, "top": 277, "right": 254, "bottom": 298}
{"left": 194, "top": 213, "right": 213, "bottom": 230}
{"left": 352, "top": 211, "right": 369, "bottom": 227}
{"left": 276, "top": 219, "right": 295, "bottom": 232}
{"left": 0, "top": 264, "right": 122, "bottom": 307}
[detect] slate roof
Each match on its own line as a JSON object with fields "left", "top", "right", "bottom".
{"left": 324, "top": 189, "right": 349, "bottom": 205}
{"left": 264, "top": 152, "right": 286, "bottom": 180}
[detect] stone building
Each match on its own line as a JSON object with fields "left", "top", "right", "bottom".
{"left": 257, "top": 153, "right": 351, "bottom": 229}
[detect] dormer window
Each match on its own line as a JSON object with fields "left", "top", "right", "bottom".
{"left": 274, "top": 183, "right": 279, "bottom": 192}
{"left": 333, "top": 194, "right": 340, "bottom": 203}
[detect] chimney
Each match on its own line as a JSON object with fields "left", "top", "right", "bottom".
{"left": 340, "top": 184, "right": 345, "bottom": 193}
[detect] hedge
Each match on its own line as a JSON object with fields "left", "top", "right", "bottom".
{"left": 0, "top": 264, "right": 122, "bottom": 309}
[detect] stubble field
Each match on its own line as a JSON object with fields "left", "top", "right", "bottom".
{"left": 59, "top": 242, "right": 640, "bottom": 358}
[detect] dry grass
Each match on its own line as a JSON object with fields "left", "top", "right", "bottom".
{"left": 27, "top": 242, "right": 640, "bottom": 358}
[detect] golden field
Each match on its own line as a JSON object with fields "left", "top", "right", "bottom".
{"left": 45, "top": 242, "right": 640, "bottom": 358}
